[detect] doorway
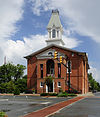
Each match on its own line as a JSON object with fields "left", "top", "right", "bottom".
{"left": 46, "top": 81, "right": 54, "bottom": 93}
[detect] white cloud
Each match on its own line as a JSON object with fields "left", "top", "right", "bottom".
{"left": 29, "top": 0, "right": 51, "bottom": 15}
{"left": 1, "top": 34, "right": 79, "bottom": 63}
{"left": 0, "top": 0, "right": 80, "bottom": 68}
{"left": 0, "top": 34, "right": 46, "bottom": 65}
{"left": 89, "top": 66, "right": 100, "bottom": 83}
{"left": 0, "top": 0, "right": 24, "bottom": 40}
{"left": 63, "top": 35, "right": 81, "bottom": 48}
{"left": 0, "top": 0, "right": 24, "bottom": 64}
{"left": 30, "top": 0, "right": 100, "bottom": 43}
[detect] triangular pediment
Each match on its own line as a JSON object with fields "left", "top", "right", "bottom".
{"left": 36, "top": 48, "right": 65, "bottom": 59}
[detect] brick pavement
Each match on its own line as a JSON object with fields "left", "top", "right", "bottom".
{"left": 23, "top": 96, "right": 85, "bottom": 117}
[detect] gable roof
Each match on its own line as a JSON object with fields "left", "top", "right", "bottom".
{"left": 24, "top": 44, "right": 87, "bottom": 60}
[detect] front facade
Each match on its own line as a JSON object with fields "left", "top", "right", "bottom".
{"left": 25, "top": 10, "right": 89, "bottom": 94}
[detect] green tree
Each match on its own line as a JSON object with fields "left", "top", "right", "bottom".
{"left": 14, "top": 86, "right": 20, "bottom": 95}
{"left": 15, "top": 76, "right": 27, "bottom": 93}
{"left": 14, "top": 64, "right": 26, "bottom": 81}
{"left": 0, "top": 82, "right": 7, "bottom": 93}
{"left": 0, "top": 63, "right": 26, "bottom": 83}
{"left": 22, "top": 75, "right": 27, "bottom": 80}
{"left": 7, "top": 81, "right": 15, "bottom": 93}
{"left": 0, "top": 63, "right": 26, "bottom": 94}
{"left": 88, "top": 73, "right": 100, "bottom": 91}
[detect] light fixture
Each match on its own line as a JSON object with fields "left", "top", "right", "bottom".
{"left": 72, "top": 53, "right": 74, "bottom": 57}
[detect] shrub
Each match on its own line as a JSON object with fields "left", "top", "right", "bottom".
{"left": 25, "top": 89, "right": 33, "bottom": 94}
{"left": 70, "top": 90, "right": 78, "bottom": 94}
{"left": 14, "top": 87, "right": 20, "bottom": 95}
{"left": 57, "top": 92, "right": 68, "bottom": 97}
{"left": 40, "top": 93, "right": 58, "bottom": 96}
{"left": 49, "top": 93, "right": 58, "bottom": 96}
{"left": 59, "top": 88, "right": 63, "bottom": 92}
{"left": 0, "top": 111, "right": 7, "bottom": 117}
{"left": 40, "top": 93, "right": 48, "bottom": 96}
{"left": 32, "top": 88, "right": 35, "bottom": 94}
{"left": 68, "top": 93, "right": 77, "bottom": 97}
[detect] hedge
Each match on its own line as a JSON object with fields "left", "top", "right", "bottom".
{"left": 40, "top": 93, "right": 57, "bottom": 96}
{"left": 57, "top": 92, "right": 68, "bottom": 97}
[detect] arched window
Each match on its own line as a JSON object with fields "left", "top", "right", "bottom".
{"left": 52, "top": 29, "right": 56, "bottom": 38}
{"left": 46, "top": 59, "right": 54, "bottom": 75}
{"left": 49, "top": 32, "right": 51, "bottom": 38}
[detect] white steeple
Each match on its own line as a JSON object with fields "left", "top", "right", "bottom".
{"left": 46, "top": 10, "right": 65, "bottom": 46}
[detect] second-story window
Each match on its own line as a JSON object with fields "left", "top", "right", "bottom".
{"left": 40, "top": 64, "right": 43, "bottom": 78}
{"left": 52, "top": 29, "right": 56, "bottom": 38}
{"left": 58, "top": 63, "right": 61, "bottom": 78}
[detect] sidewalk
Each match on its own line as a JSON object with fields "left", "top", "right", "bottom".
{"left": 77, "top": 92, "right": 94, "bottom": 97}
{"left": 23, "top": 96, "right": 85, "bottom": 117}
{"left": 0, "top": 93, "right": 40, "bottom": 96}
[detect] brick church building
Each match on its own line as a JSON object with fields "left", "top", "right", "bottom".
{"left": 25, "top": 10, "right": 89, "bottom": 94}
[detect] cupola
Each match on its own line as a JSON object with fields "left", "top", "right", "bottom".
{"left": 46, "top": 10, "right": 65, "bottom": 46}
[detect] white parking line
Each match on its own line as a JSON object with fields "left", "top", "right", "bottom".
{"left": 41, "top": 102, "right": 50, "bottom": 104}
{"left": 0, "top": 99, "right": 8, "bottom": 101}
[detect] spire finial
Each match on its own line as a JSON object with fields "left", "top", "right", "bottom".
{"left": 4, "top": 56, "right": 6, "bottom": 64}
{"left": 52, "top": 9, "right": 59, "bottom": 14}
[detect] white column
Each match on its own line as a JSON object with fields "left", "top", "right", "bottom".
{"left": 59, "top": 31, "right": 62, "bottom": 39}
{"left": 48, "top": 32, "right": 49, "bottom": 39}
{"left": 56, "top": 30, "right": 57, "bottom": 39}
{"left": 51, "top": 30, "right": 52, "bottom": 39}
{"left": 46, "top": 85, "right": 48, "bottom": 93}
{"left": 57, "top": 30, "right": 59, "bottom": 39}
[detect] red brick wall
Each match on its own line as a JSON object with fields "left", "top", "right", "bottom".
{"left": 27, "top": 56, "right": 37, "bottom": 89}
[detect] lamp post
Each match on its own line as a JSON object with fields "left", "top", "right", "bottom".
{"left": 65, "top": 55, "right": 70, "bottom": 93}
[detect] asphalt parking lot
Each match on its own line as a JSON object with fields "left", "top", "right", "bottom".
{"left": 49, "top": 92, "right": 100, "bottom": 117}
{"left": 0, "top": 95, "right": 73, "bottom": 117}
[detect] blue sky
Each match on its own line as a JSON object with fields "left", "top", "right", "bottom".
{"left": 0, "top": 0, "right": 100, "bottom": 82}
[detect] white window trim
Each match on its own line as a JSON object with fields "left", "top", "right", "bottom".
{"left": 40, "top": 82, "right": 43, "bottom": 88}
{"left": 57, "top": 30, "right": 59, "bottom": 38}
{"left": 57, "top": 82, "right": 61, "bottom": 87}
{"left": 49, "top": 31, "right": 51, "bottom": 39}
